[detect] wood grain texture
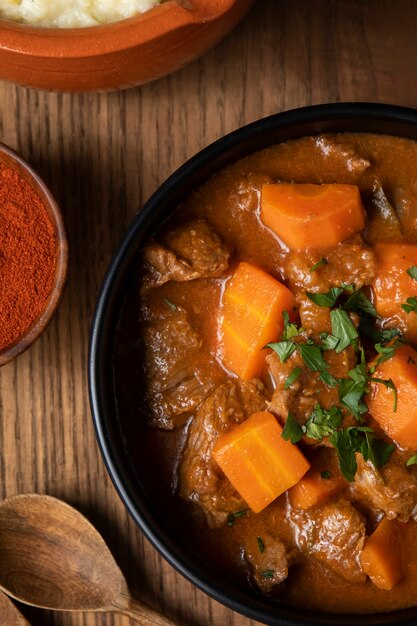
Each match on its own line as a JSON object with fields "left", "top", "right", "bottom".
{"left": 0, "top": 1, "right": 416, "bottom": 625}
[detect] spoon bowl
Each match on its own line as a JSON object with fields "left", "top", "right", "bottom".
{"left": 0, "top": 494, "right": 176, "bottom": 625}
{"left": 0, "top": 590, "right": 31, "bottom": 626}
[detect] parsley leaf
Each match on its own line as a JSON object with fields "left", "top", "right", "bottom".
{"left": 340, "top": 282, "right": 355, "bottom": 293}
{"left": 338, "top": 362, "right": 369, "bottom": 420}
{"left": 329, "top": 429, "right": 359, "bottom": 481}
{"left": 163, "top": 297, "right": 178, "bottom": 311}
{"left": 227, "top": 510, "right": 247, "bottom": 527}
{"left": 257, "top": 536, "right": 265, "bottom": 553}
{"left": 261, "top": 570, "right": 275, "bottom": 579}
{"left": 363, "top": 431, "right": 395, "bottom": 468}
{"left": 406, "top": 455, "right": 417, "bottom": 467}
{"left": 304, "top": 404, "right": 343, "bottom": 440}
{"left": 370, "top": 377, "right": 397, "bottom": 412}
{"left": 281, "top": 311, "right": 302, "bottom": 339}
{"left": 407, "top": 266, "right": 417, "bottom": 281}
{"left": 267, "top": 340, "right": 296, "bottom": 363}
{"left": 330, "top": 309, "right": 359, "bottom": 352}
{"left": 281, "top": 413, "right": 304, "bottom": 444}
{"left": 369, "top": 339, "right": 404, "bottom": 372}
{"left": 320, "top": 332, "right": 340, "bottom": 351}
{"left": 343, "top": 290, "right": 378, "bottom": 318}
{"left": 381, "top": 328, "right": 403, "bottom": 342}
{"left": 298, "top": 343, "right": 328, "bottom": 372}
{"left": 306, "top": 287, "right": 344, "bottom": 308}
{"left": 319, "top": 370, "right": 339, "bottom": 387}
{"left": 284, "top": 367, "right": 302, "bottom": 390}
{"left": 309, "top": 257, "right": 328, "bottom": 272}
{"left": 330, "top": 427, "right": 395, "bottom": 481}
{"left": 321, "top": 470, "right": 331, "bottom": 479}
{"left": 402, "top": 297, "right": 417, "bottom": 313}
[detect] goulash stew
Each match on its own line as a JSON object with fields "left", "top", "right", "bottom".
{"left": 115, "top": 133, "right": 417, "bottom": 613}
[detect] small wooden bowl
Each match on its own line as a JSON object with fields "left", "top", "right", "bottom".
{"left": 0, "top": 143, "right": 68, "bottom": 367}
{"left": 0, "top": 0, "right": 254, "bottom": 92}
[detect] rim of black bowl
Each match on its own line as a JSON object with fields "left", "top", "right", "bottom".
{"left": 89, "top": 102, "right": 417, "bottom": 626}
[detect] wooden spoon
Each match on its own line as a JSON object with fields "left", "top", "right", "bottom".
{"left": 0, "top": 590, "right": 31, "bottom": 626}
{"left": 0, "top": 494, "right": 177, "bottom": 625}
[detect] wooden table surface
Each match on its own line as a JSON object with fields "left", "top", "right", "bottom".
{"left": 1, "top": 1, "right": 417, "bottom": 625}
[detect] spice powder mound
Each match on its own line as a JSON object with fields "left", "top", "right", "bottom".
{"left": 0, "top": 162, "right": 57, "bottom": 352}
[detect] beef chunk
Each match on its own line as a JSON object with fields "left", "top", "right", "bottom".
{"left": 245, "top": 533, "right": 297, "bottom": 594}
{"left": 314, "top": 136, "right": 371, "bottom": 174}
{"left": 227, "top": 173, "right": 273, "bottom": 216}
{"left": 141, "top": 303, "right": 224, "bottom": 429}
{"left": 179, "top": 379, "right": 267, "bottom": 527}
{"left": 289, "top": 499, "right": 366, "bottom": 583}
{"left": 142, "top": 219, "right": 230, "bottom": 290}
{"left": 351, "top": 451, "right": 417, "bottom": 523}
{"left": 285, "top": 235, "right": 376, "bottom": 333}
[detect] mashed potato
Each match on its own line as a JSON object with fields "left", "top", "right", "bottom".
{"left": 0, "top": 0, "right": 163, "bottom": 27}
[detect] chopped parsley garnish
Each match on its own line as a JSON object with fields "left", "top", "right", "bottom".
{"left": 408, "top": 356, "right": 416, "bottom": 365}
{"left": 306, "top": 287, "right": 343, "bottom": 308}
{"left": 381, "top": 328, "right": 402, "bottom": 342}
{"left": 370, "top": 377, "right": 397, "bottom": 412}
{"left": 309, "top": 257, "right": 328, "bottom": 272}
{"left": 227, "top": 510, "right": 247, "bottom": 527}
{"left": 274, "top": 282, "right": 404, "bottom": 481}
{"left": 406, "top": 455, "right": 417, "bottom": 467}
{"left": 330, "top": 309, "right": 358, "bottom": 353}
{"left": 282, "top": 404, "right": 343, "bottom": 444}
{"left": 267, "top": 340, "right": 297, "bottom": 363}
{"left": 330, "top": 427, "right": 395, "bottom": 482}
{"left": 321, "top": 470, "right": 331, "bottom": 480}
{"left": 266, "top": 314, "right": 304, "bottom": 363}
{"left": 282, "top": 311, "right": 302, "bottom": 339}
{"left": 281, "top": 413, "right": 304, "bottom": 444}
{"left": 284, "top": 367, "right": 302, "bottom": 390}
{"left": 320, "top": 332, "right": 340, "bottom": 351}
{"left": 328, "top": 429, "right": 359, "bottom": 482}
{"left": 343, "top": 290, "right": 378, "bottom": 318}
{"left": 304, "top": 404, "right": 343, "bottom": 440}
{"left": 319, "top": 369, "right": 339, "bottom": 387}
{"left": 407, "top": 266, "right": 417, "bottom": 281}
{"left": 163, "top": 297, "right": 178, "bottom": 311}
{"left": 257, "top": 536, "right": 265, "bottom": 553}
{"left": 402, "top": 297, "right": 417, "bottom": 313}
{"left": 338, "top": 362, "right": 369, "bottom": 421}
{"left": 373, "top": 339, "right": 403, "bottom": 368}
{"left": 298, "top": 343, "right": 328, "bottom": 372}
{"left": 261, "top": 569, "right": 275, "bottom": 580}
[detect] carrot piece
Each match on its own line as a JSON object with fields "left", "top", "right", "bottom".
{"left": 373, "top": 243, "right": 417, "bottom": 342}
{"left": 260, "top": 183, "right": 365, "bottom": 250}
{"left": 366, "top": 344, "right": 417, "bottom": 449}
{"left": 212, "top": 411, "right": 310, "bottom": 513}
{"left": 288, "top": 466, "right": 346, "bottom": 510}
{"left": 360, "top": 517, "right": 404, "bottom": 590}
{"left": 220, "top": 262, "right": 295, "bottom": 379}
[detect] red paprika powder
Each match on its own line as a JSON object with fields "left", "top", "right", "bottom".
{"left": 0, "top": 162, "right": 57, "bottom": 352}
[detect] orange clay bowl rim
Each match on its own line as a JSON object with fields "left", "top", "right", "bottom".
{"left": 0, "top": 143, "right": 68, "bottom": 367}
{"left": 0, "top": 0, "right": 237, "bottom": 58}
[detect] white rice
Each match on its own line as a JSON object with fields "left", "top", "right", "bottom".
{"left": 0, "top": 0, "right": 162, "bottom": 27}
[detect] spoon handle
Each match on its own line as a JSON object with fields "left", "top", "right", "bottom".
{"left": 113, "top": 595, "right": 179, "bottom": 625}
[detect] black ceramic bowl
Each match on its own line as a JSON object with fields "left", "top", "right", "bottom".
{"left": 89, "top": 102, "right": 417, "bottom": 626}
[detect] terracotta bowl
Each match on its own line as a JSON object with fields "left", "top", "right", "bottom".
{"left": 0, "top": 143, "right": 68, "bottom": 367}
{"left": 0, "top": 0, "right": 254, "bottom": 92}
